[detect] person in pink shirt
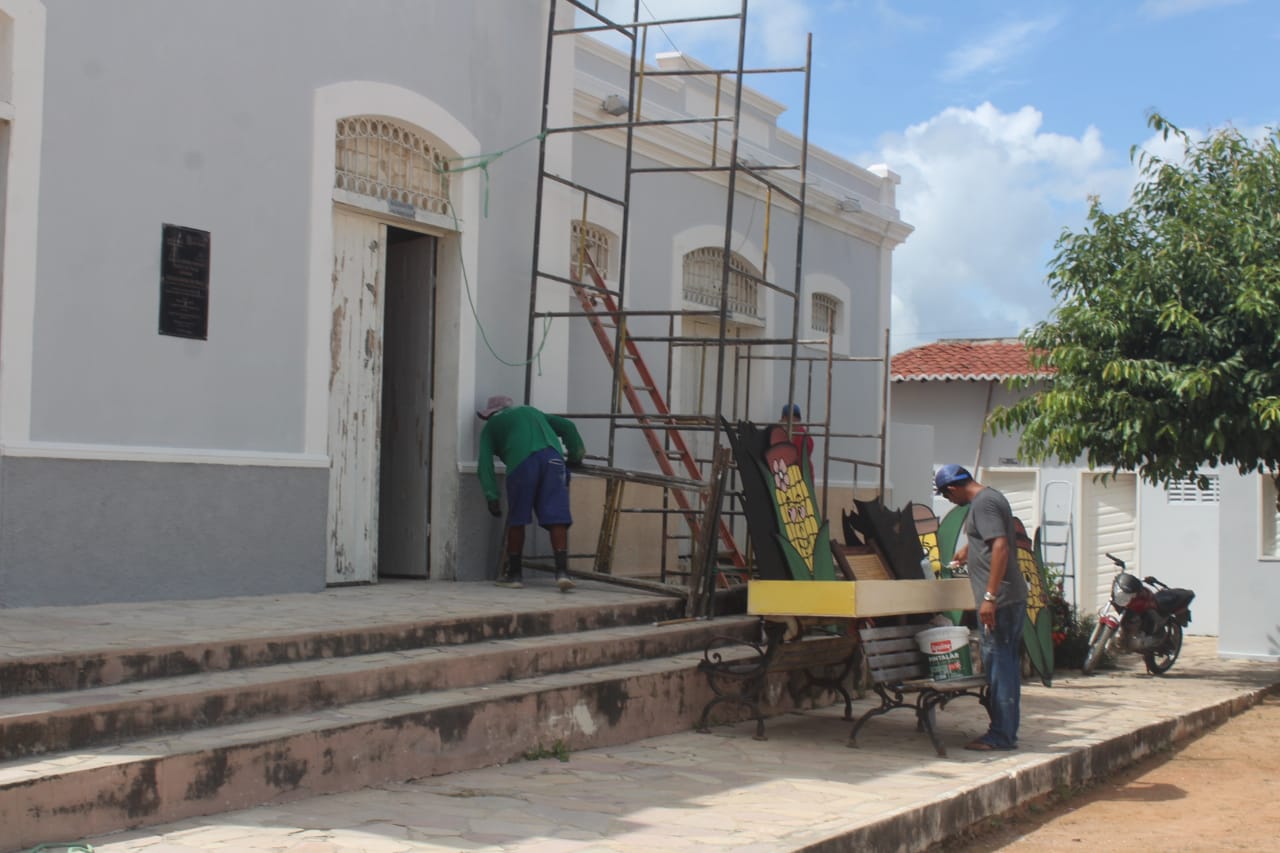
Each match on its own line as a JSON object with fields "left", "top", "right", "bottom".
{"left": 780, "top": 403, "right": 814, "bottom": 475}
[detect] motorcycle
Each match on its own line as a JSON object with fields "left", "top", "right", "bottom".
{"left": 1082, "top": 552, "right": 1196, "bottom": 675}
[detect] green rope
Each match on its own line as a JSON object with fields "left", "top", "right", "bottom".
{"left": 443, "top": 131, "right": 545, "bottom": 218}
{"left": 28, "top": 844, "right": 94, "bottom": 852}
{"left": 432, "top": 130, "right": 554, "bottom": 372}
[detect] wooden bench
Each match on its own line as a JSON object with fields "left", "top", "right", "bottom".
{"left": 848, "top": 623, "right": 988, "bottom": 757}
{"left": 696, "top": 618, "right": 858, "bottom": 740}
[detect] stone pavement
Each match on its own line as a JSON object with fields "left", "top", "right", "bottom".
{"left": 4, "top": 584, "right": 1277, "bottom": 852}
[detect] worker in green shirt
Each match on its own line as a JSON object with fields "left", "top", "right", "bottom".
{"left": 477, "top": 395, "right": 586, "bottom": 591}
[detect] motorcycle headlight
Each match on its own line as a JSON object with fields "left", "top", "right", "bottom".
{"left": 1112, "top": 572, "right": 1140, "bottom": 607}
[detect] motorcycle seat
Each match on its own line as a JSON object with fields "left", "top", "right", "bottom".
{"left": 1155, "top": 588, "right": 1195, "bottom": 614}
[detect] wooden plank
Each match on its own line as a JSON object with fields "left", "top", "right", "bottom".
{"left": 748, "top": 579, "right": 973, "bottom": 618}
{"left": 851, "top": 579, "right": 973, "bottom": 616}
{"left": 858, "top": 625, "right": 924, "bottom": 642}
{"left": 874, "top": 663, "right": 927, "bottom": 683}
{"left": 748, "top": 580, "right": 856, "bottom": 617}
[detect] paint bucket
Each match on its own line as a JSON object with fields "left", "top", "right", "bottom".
{"left": 915, "top": 626, "right": 973, "bottom": 680}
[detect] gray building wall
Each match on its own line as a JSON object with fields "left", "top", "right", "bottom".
{"left": 563, "top": 131, "right": 891, "bottom": 477}
{"left": 35, "top": 0, "right": 544, "bottom": 447}
{"left": 1217, "top": 472, "right": 1279, "bottom": 659}
{"left": 6, "top": 0, "right": 549, "bottom": 605}
{"left": 1139, "top": 478, "right": 1220, "bottom": 636}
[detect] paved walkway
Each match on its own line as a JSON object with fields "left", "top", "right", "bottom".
{"left": 5, "top": 584, "right": 1277, "bottom": 852}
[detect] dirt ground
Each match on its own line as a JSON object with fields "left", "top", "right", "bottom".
{"left": 937, "top": 695, "right": 1280, "bottom": 852}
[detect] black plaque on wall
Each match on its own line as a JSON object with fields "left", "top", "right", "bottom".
{"left": 158, "top": 224, "right": 211, "bottom": 340}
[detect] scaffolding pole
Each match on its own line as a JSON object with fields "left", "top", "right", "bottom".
{"left": 519, "top": 0, "right": 887, "bottom": 593}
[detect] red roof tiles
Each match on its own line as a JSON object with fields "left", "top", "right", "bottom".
{"left": 891, "top": 338, "right": 1053, "bottom": 382}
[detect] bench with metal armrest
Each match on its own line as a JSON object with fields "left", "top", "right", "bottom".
{"left": 849, "top": 622, "right": 988, "bottom": 757}
{"left": 696, "top": 618, "right": 858, "bottom": 740}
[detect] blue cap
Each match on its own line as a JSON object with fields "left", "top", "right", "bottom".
{"left": 934, "top": 464, "right": 972, "bottom": 494}
{"left": 781, "top": 403, "right": 801, "bottom": 418}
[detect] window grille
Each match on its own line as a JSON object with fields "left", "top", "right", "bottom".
{"left": 570, "top": 220, "right": 611, "bottom": 280}
{"left": 335, "top": 117, "right": 451, "bottom": 215}
{"left": 811, "top": 293, "right": 840, "bottom": 334}
{"left": 1166, "top": 475, "right": 1220, "bottom": 505}
{"left": 682, "top": 248, "right": 760, "bottom": 318}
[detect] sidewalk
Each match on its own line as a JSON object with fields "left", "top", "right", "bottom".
{"left": 70, "top": 632, "right": 1277, "bottom": 852}
{"left": 5, "top": 583, "right": 1276, "bottom": 851}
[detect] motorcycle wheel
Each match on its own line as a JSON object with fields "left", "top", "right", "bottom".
{"left": 1144, "top": 621, "right": 1183, "bottom": 675}
{"left": 1082, "top": 624, "right": 1116, "bottom": 675}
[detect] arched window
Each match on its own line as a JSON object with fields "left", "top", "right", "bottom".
{"left": 811, "top": 293, "right": 841, "bottom": 334}
{"left": 570, "top": 220, "right": 613, "bottom": 280}
{"left": 682, "top": 248, "right": 760, "bottom": 318}
{"left": 335, "top": 116, "right": 451, "bottom": 215}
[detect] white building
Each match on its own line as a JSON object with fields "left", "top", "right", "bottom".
{"left": 890, "top": 339, "right": 1223, "bottom": 639}
{"left": 0, "top": 0, "right": 910, "bottom": 606}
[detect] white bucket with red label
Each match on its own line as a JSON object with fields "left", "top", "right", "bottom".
{"left": 915, "top": 626, "right": 973, "bottom": 680}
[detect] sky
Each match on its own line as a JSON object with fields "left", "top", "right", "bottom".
{"left": 585, "top": 0, "right": 1280, "bottom": 351}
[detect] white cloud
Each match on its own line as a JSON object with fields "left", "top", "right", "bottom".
{"left": 1139, "top": 0, "right": 1246, "bottom": 20}
{"left": 874, "top": 104, "right": 1131, "bottom": 350}
{"left": 942, "top": 16, "right": 1060, "bottom": 82}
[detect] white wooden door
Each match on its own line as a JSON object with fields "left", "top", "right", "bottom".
{"left": 1081, "top": 473, "right": 1137, "bottom": 613}
{"left": 327, "top": 210, "right": 386, "bottom": 584}
{"left": 980, "top": 469, "right": 1038, "bottom": 530}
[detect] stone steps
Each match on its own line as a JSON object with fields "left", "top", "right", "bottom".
{"left": 0, "top": 619, "right": 753, "bottom": 761}
{"left": 0, "top": 597, "right": 776, "bottom": 852}
{"left": 0, "top": 597, "right": 688, "bottom": 697}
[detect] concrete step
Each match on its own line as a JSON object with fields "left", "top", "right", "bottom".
{"left": 0, "top": 596, "right": 686, "bottom": 697}
{"left": 0, "top": 617, "right": 760, "bottom": 761}
{"left": 0, "top": 618, "right": 812, "bottom": 853}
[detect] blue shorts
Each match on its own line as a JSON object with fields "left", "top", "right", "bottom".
{"left": 505, "top": 446, "right": 573, "bottom": 529}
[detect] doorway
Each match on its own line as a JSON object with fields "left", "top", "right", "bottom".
{"left": 378, "top": 226, "right": 437, "bottom": 578}
{"left": 327, "top": 212, "right": 437, "bottom": 584}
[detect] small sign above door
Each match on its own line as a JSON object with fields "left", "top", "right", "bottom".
{"left": 158, "top": 224, "right": 211, "bottom": 340}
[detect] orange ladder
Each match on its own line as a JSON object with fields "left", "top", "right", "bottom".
{"left": 572, "top": 253, "right": 746, "bottom": 575}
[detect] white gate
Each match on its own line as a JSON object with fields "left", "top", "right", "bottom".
{"left": 1081, "top": 473, "right": 1138, "bottom": 613}
{"left": 980, "top": 469, "right": 1039, "bottom": 530}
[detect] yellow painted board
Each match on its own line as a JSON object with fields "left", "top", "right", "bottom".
{"left": 748, "top": 579, "right": 974, "bottom": 618}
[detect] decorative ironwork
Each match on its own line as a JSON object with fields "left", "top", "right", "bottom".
{"left": 682, "top": 247, "right": 761, "bottom": 318}
{"left": 811, "top": 292, "right": 840, "bottom": 334}
{"left": 335, "top": 116, "right": 451, "bottom": 214}
{"left": 696, "top": 619, "right": 857, "bottom": 740}
{"left": 570, "top": 220, "right": 612, "bottom": 280}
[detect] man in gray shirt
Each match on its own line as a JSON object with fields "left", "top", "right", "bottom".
{"left": 937, "top": 464, "right": 1027, "bottom": 750}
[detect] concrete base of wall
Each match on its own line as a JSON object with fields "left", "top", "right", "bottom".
{"left": 0, "top": 456, "right": 327, "bottom": 607}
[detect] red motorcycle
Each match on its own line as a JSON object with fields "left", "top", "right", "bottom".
{"left": 1082, "top": 552, "right": 1196, "bottom": 675}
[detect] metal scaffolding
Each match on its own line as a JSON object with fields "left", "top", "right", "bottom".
{"left": 521, "top": 0, "right": 890, "bottom": 602}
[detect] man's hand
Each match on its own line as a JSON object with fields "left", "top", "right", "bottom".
{"left": 487, "top": 499, "right": 502, "bottom": 517}
{"left": 953, "top": 545, "right": 968, "bottom": 565}
{"left": 978, "top": 598, "right": 996, "bottom": 630}
{"left": 566, "top": 456, "right": 584, "bottom": 469}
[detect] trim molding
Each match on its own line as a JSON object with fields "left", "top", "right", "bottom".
{"left": 0, "top": 0, "right": 47, "bottom": 445}
{"left": 0, "top": 441, "right": 329, "bottom": 467}
{"left": 305, "top": 81, "right": 481, "bottom": 457}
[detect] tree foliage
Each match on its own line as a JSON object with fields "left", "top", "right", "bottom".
{"left": 990, "top": 114, "right": 1280, "bottom": 488}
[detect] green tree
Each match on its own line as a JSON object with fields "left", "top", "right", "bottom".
{"left": 991, "top": 114, "right": 1280, "bottom": 494}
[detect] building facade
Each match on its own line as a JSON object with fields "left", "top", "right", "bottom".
{"left": 0, "top": 1, "right": 910, "bottom": 606}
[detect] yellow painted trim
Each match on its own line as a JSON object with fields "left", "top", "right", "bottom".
{"left": 748, "top": 580, "right": 856, "bottom": 617}
{"left": 749, "top": 579, "right": 974, "bottom": 618}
